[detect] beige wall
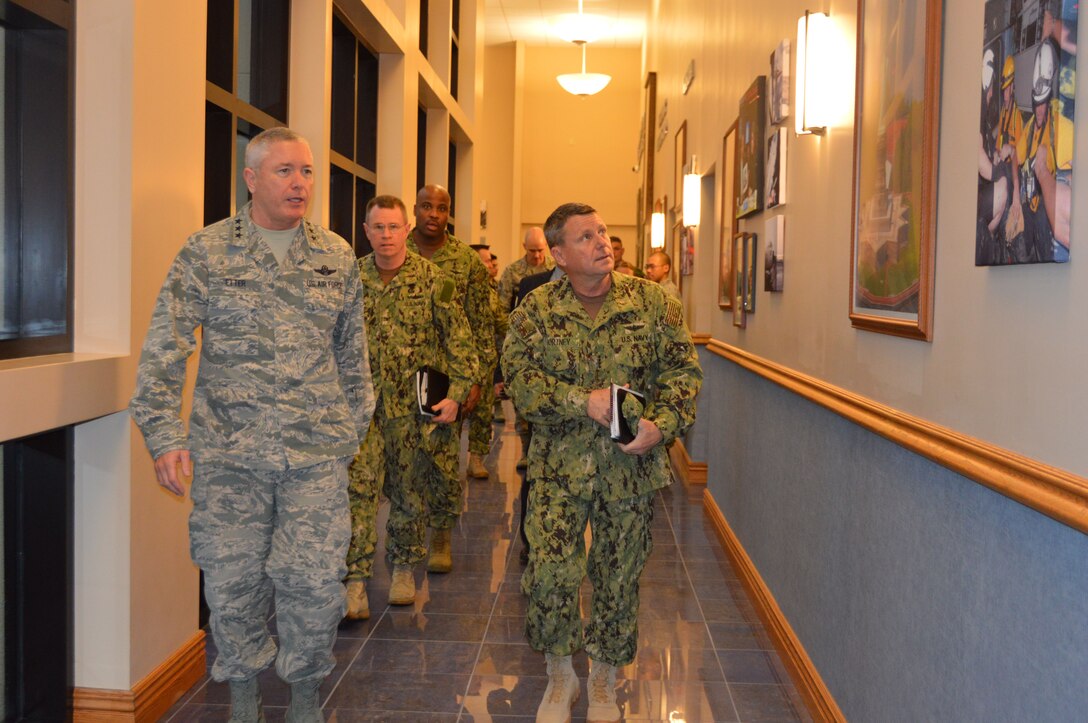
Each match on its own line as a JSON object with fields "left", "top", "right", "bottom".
{"left": 645, "top": 0, "right": 1088, "bottom": 477}
{"left": 479, "top": 42, "right": 523, "bottom": 267}
{"left": 521, "top": 45, "right": 642, "bottom": 232}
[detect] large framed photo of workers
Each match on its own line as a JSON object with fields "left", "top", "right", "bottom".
{"left": 849, "top": 0, "right": 942, "bottom": 341}
{"left": 719, "top": 121, "right": 739, "bottom": 309}
{"left": 736, "top": 77, "right": 767, "bottom": 219}
{"left": 976, "top": 0, "right": 1078, "bottom": 266}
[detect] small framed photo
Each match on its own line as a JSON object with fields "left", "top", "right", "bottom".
{"left": 744, "top": 232, "right": 757, "bottom": 313}
{"left": 732, "top": 232, "right": 748, "bottom": 328}
{"left": 764, "top": 215, "right": 785, "bottom": 292}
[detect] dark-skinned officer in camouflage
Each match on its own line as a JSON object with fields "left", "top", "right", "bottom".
{"left": 129, "top": 128, "right": 374, "bottom": 722}
{"left": 502, "top": 202, "right": 702, "bottom": 723}
{"left": 345, "top": 195, "right": 477, "bottom": 614}
{"left": 408, "top": 184, "right": 495, "bottom": 566}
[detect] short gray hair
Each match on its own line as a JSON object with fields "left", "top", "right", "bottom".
{"left": 543, "top": 202, "right": 596, "bottom": 248}
{"left": 245, "top": 127, "right": 309, "bottom": 170}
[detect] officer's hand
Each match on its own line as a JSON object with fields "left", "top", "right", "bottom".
{"left": 587, "top": 388, "right": 612, "bottom": 428}
{"left": 432, "top": 398, "right": 460, "bottom": 424}
{"left": 463, "top": 384, "right": 482, "bottom": 414}
{"left": 154, "top": 449, "right": 192, "bottom": 497}
{"left": 493, "top": 382, "right": 506, "bottom": 399}
{"left": 618, "top": 419, "right": 663, "bottom": 456}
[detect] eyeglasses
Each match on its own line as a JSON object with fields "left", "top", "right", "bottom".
{"left": 369, "top": 224, "right": 404, "bottom": 234}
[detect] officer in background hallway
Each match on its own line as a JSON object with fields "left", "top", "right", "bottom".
{"left": 408, "top": 184, "right": 495, "bottom": 570}
{"left": 465, "top": 243, "right": 508, "bottom": 478}
{"left": 503, "top": 202, "right": 702, "bottom": 723}
{"left": 644, "top": 251, "right": 680, "bottom": 299}
{"left": 497, "top": 226, "right": 554, "bottom": 311}
{"left": 345, "top": 195, "right": 476, "bottom": 613}
{"left": 129, "top": 127, "right": 374, "bottom": 722}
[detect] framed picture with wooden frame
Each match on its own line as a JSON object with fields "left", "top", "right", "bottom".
{"left": 719, "top": 120, "right": 739, "bottom": 309}
{"left": 849, "top": 0, "right": 942, "bottom": 340}
{"left": 641, "top": 72, "right": 656, "bottom": 229}
{"left": 673, "top": 121, "right": 687, "bottom": 214}
{"left": 744, "top": 232, "right": 757, "bottom": 313}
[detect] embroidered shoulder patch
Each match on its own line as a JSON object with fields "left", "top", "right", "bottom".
{"left": 664, "top": 296, "right": 683, "bottom": 327}
{"left": 510, "top": 308, "right": 536, "bottom": 338}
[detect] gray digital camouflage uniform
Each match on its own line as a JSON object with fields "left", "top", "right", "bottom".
{"left": 129, "top": 203, "right": 374, "bottom": 683}
{"left": 408, "top": 229, "right": 493, "bottom": 497}
{"left": 346, "top": 252, "right": 476, "bottom": 576}
{"left": 503, "top": 272, "right": 702, "bottom": 666}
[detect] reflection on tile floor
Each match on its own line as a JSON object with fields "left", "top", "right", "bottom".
{"left": 162, "top": 403, "right": 810, "bottom": 722}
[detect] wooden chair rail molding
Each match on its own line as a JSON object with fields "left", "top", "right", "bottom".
{"left": 704, "top": 338, "right": 1088, "bottom": 536}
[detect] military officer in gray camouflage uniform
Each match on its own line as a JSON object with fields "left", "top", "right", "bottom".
{"left": 408, "top": 184, "right": 494, "bottom": 567}
{"left": 344, "top": 194, "right": 477, "bottom": 613}
{"left": 129, "top": 127, "right": 374, "bottom": 723}
{"left": 503, "top": 202, "right": 702, "bottom": 723}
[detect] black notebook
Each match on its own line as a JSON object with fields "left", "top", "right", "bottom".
{"left": 609, "top": 383, "right": 646, "bottom": 443}
{"left": 416, "top": 366, "right": 450, "bottom": 416}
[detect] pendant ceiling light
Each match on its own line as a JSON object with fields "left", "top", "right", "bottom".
{"left": 555, "top": 0, "right": 611, "bottom": 97}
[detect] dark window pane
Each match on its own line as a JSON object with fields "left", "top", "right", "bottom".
{"left": 357, "top": 44, "right": 379, "bottom": 170}
{"left": 355, "top": 178, "right": 376, "bottom": 257}
{"left": 452, "top": 0, "right": 461, "bottom": 38}
{"left": 416, "top": 107, "right": 427, "bottom": 194}
{"left": 330, "top": 15, "right": 355, "bottom": 158}
{"left": 450, "top": 42, "right": 459, "bottom": 99}
{"left": 238, "top": 0, "right": 289, "bottom": 122}
{"left": 447, "top": 142, "right": 457, "bottom": 211}
{"left": 419, "top": 0, "right": 429, "bottom": 56}
{"left": 206, "top": 0, "right": 234, "bottom": 91}
{"left": 329, "top": 165, "right": 354, "bottom": 246}
{"left": 203, "top": 102, "right": 233, "bottom": 226}
{"left": 1, "top": 10, "right": 71, "bottom": 358}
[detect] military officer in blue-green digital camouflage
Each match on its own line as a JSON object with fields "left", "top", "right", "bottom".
{"left": 503, "top": 202, "right": 702, "bottom": 723}
{"left": 344, "top": 194, "right": 477, "bottom": 615}
{"left": 129, "top": 127, "right": 374, "bottom": 722}
{"left": 408, "top": 184, "right": 495, "bottom": 554}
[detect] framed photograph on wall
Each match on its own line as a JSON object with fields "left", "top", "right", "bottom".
{"left": 674, "top": 120, "right": 687, "bottom": 215}
{"left": 642, "top": 72, "right": 657, "bottom": 225}
{"left": 766, "top": 127, "right": 787, "bottom": 208}
{"left": 850, "top": 0, "right": 942, "bottom": 340}
{"left": 765, "top": 215, "right": 785, "bottom": 292}
{"left": 680, "top": 226, "right": 695, "bottom": 276}
{"left": 744, "top": 232, "right": 757, "bottom": 312}
{"left": 975, "top": 1, "right": 1078, "bottom": 266}
{"left": 736, "top": 76, "right": 766, "bottom": 218}
{"left": 769, "top": 40, "right": 791, "bottom": 125}
{"left": 719, "top": 121, "right": 739, "bottom": 309}
{"left": 732, "top": 232, "right": 747, "bottom": 328}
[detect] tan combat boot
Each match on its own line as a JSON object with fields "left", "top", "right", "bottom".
{"left": 344, "top": 579, "right": 369, "bottom": 620}
{"left": 427, "top": 528, "right": 453, "bottom": 573}
{"left": 468, "top": 453, "right": 489, "bottom": 479}
{"left": 227, "top": 676, "right": 264, "bottom": 723}
{"left": 586, "top": 659, "right": 621, "bottom": 722}
{"left": 536, "top": 653, "right": 579, "bottom": 723}
{"left": 389, "top": 565, "right": 415, "bottom": 605}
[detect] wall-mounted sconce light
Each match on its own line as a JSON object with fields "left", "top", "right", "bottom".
{"left": 682, "top": 156, "right": 701, "bottom": 227}
{"left": 795, "top": 10, "right": 831, "bottom": 135}
{"left": 650, "top": 200, "right": 666, "bottom": 248}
